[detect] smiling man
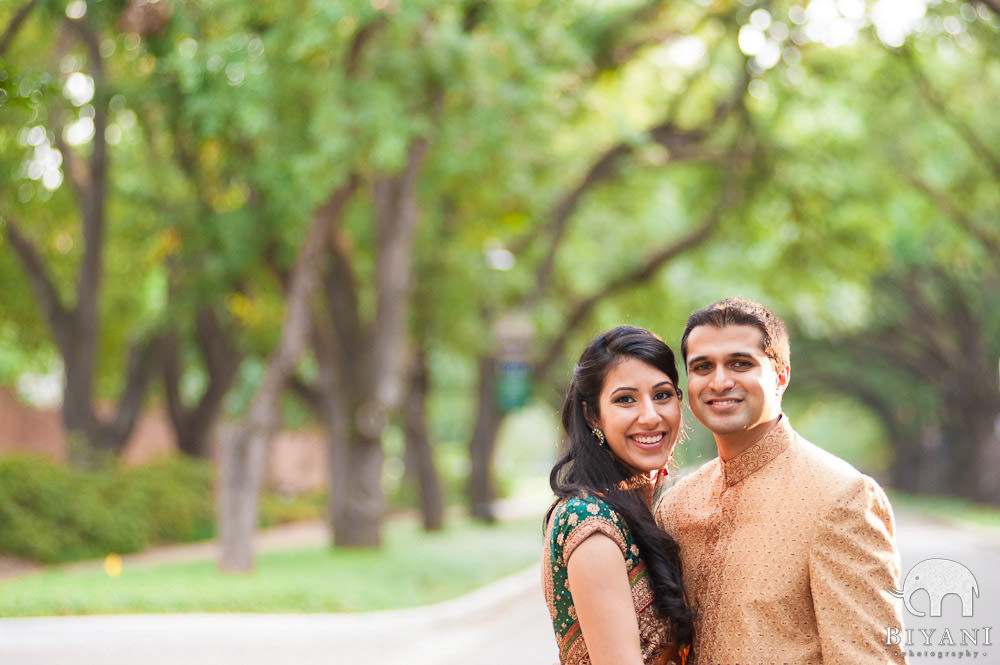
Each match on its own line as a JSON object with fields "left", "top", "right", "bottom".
{"left": 656, "top": 297, "right": 908, "bottom": 665}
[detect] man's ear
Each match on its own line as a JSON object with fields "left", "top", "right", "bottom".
{"left": 776, "top": 364, "right": 790, "bottom": 396}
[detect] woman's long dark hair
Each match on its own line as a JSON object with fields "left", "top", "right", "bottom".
{"left": 546, "top": 325, "right": 693, "bottom": 648}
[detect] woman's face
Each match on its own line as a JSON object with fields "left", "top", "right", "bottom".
{"left": 593, "top": 357, "right": 682, "bottom": 475}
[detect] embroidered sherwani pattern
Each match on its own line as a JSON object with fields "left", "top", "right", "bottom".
{"left": 656, "top": 417, "right": 908, "bottom": 665}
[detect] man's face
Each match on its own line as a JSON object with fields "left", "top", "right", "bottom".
{"left": 684, "top": 324, "right": 789, "bottom": 444}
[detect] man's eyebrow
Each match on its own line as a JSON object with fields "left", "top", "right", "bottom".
{"left": 687, "top": 351, "right": 757, "bottom": 366}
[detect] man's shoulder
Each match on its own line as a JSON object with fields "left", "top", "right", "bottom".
{"left": 790, "top": 433, "right": 860, "bottom": 474}
{"left": 788, "top": 431, "right": 885, "bottom": 499}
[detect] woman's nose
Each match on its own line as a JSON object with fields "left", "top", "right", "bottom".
{"left": 637, "top": 398, "right": 659, "bottom": 425}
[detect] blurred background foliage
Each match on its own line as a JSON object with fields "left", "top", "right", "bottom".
{"left": 0, "top": 0, "right": 998, "bottom": 561}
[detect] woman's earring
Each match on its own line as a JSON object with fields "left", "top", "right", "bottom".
{"left": 592, "top": 428, "right": 606, "bottom": 446}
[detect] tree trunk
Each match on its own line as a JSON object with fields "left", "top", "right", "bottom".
{"left": 468, "top": 354, "right": 504, "bottom": 522}
{"left": 938, "top": 301, "right": 1000, "bottom": 503}
{"left": 403, "top": 348, "right": 444, "bottom": 531}
{"left": 323, "top": 389, "right": 391, "bottom": 547}
{"left": 217, "top": 423, "right": 270, "bottom": 571}
{"left": 62, "top": 348, "right": 101, "bottom": 465}
{"left": 164, "top": 309, "right": 243, "bottom": 458}
{"left": 333, "top": 431, "right": 385, "bottom": 547}
{"left": 217, "top": 177, "right": 358, "bottom": 571}
{"left": 217, "top": 344, "right": 298, "bottom": 571}
{"left": 326, "top": 416, "right": 350, "bottom": 545}
{"left": 61, "top": 333, "right": 162, "bottom": 465}
{"left": 886, "top": 421, "right": 949, "bottom": 495}
{"left": 978, "top": 415, "right": 1000, "bottom": 504}
{"left": 2, "top": 17, "right": 164, "bottom": 465}
{"left": 325, "top": 139, "right": 429, "bottom": 547}
{"left": 944, "top": 393, "right": 1000, "bottom": 503}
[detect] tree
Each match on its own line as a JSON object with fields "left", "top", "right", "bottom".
{"left": 459, "top": 2, "right": 758, "bottom": 520}
{"left": 770, "top": 0, "right": 1000, "bottom": 501}
{"left": 1, "top": 1, "right": 164, "bottom": 463}
{"left": 218, "top": 177, "right": 358, "bottom": 571}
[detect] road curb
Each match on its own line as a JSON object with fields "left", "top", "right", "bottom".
{"left": 0, "top": 561, "right": 544, "bottom": 628}
{"left": 310, "top": 560, "right": 544, "bottom": 629}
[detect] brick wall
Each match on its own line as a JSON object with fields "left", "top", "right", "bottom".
{"left": 0, "top": 387, "right": 328, "bottom": 492}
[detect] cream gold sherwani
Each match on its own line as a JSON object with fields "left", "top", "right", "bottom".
{"left": 657, "top": 416, "right": 907, "bottom": 665}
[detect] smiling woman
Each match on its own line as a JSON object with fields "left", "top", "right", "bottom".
{"left": 543, "top": 326, "right": 692, "bottom": 665}
{"left": 593, "top": 357, "right": 682, "bottom": 477}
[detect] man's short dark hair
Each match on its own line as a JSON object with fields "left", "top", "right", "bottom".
{"left": 680, "top": 297, "right": 790, "bottom": 371}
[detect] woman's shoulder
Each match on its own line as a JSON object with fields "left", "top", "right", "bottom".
{"left": 548, "top": 493, "right": 631, "bottom": 561}
{"left": 552, "top": 492, "right": 620, "bottom": 522}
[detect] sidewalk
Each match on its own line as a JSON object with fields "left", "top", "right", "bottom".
{"left": 0, "top": 563, "right": 559, "bottom": 665}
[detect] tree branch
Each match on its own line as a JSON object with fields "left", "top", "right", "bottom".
{"left": 0, "top": 0, "right": 39, "bottom": 56}
{"left": 532, "top": 158, "right": 744, "bottom": 384}
{"left": 194, "top": 306, "right": 241, "bottom": 381}
{"left": 797, "top": 367, "right": 914, "bottom": 444}
{"left": 520, "top": 73, "right": 747, "bottom": 304}
{"left": 587, "top": 2, "right": 726, "bottom": 78}
{"left": 163, "top": 327, "right": 186, "bottom": 432}
{"left": 589, "top": 1, "right": 673, "bottom": 72}
{"left": 346, "top": 18, "right": 385, "bottom": 76}
{"left": 371, "top": 137, "right": 431, "bottom": 408}
{"left": 854, "top": 273, "right": 964, "bottom": 380}
{"left": 970, "top": 0, "right": 1000, "bottom": 18}
{"left": 521, "top": 125, "right": 706, "bottom": 304}
{"left": 900, "top": 171, "right": 1000, "bottom": 266}
{"left": 65, "top": 16, "right": 109, "bottom": 342}
{"left": 2, "top": 215, "right": 72, "bottom": 354}
{"left": 104, "top": 334, "right": 165, "bottom": 453}
{"left": 52, "top": 127, "right": 89, "bottom": 204}
{"left": 322, "top": 229, "right": 367, "bottom": 387}
{"left": 249, "top": 173, "right": 360, "bottom": 424}
{"left": 288, "top": 375, "right": 325, "bottom": 415}
{"left": 901, "top": 46, "right": 1000, "bottom": 180}
{"left": 164, "top": 307, "right": 243, "bottom": 457}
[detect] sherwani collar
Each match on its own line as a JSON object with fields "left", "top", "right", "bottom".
{"left": 720, "top": 414, "right": 794, "bottom": 487}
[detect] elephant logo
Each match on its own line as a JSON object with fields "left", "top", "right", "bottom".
{"left": 889, "top": 558, "right": 980, "bottom": 618}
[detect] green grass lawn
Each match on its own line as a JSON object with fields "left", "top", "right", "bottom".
{"left": 889, "top": 490, "right": 1000, "bottom": 530}
{"left": 0, "top": 516, "right": 543, "bottom": 617}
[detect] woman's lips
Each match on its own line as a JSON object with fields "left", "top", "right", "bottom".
{"left": 630, "top": 432, "right": 665, "bottom": 446}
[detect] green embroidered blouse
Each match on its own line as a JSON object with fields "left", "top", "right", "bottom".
{"left": 543, "top": 494, "right": 679, "bottom": 665}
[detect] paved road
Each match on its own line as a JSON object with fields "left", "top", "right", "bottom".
{"left": 893, "top": 512, "right": 999, "bottom": 663}
{"left": 1, "top": 511, "right": 998, "bottom": 665}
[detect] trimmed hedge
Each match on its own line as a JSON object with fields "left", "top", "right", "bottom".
{"left": 0, "top": 456, "right": 215, "bottom": 563}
